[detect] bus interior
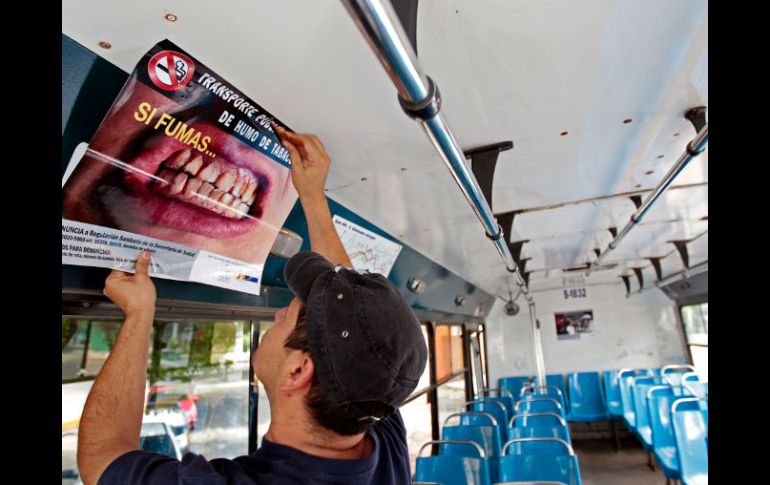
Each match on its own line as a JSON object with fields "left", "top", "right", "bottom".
{"left": 62, "top": 1, "right": 708, "bottom": 484}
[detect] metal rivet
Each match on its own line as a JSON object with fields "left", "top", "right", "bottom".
{"left": 98, "top": 41, "right": 112, "bottom": 49}
{"left": 164, "top": 13, "right": 178, "bottom": 22}
{"left": 623, "top": 119, "right": 633, "bottom": 124}
{"left": 337, "top": 293, "right": 343, "bottom": 300}
{"left": 342, "top": 330, "right": 349, "bottom": 338}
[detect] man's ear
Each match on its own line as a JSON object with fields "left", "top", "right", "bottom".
{"left": 278, "top": 351, "right": 314, "bottom": 392}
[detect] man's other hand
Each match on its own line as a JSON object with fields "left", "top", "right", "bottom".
{"left": 103, "top": 250, "right": 157, "bottom": 317}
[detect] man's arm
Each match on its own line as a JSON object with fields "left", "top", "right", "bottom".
{"left": 77, "top": 251, "right": 157, "bottom": 485}
{"left": 276, "top": 127, "right": 352, "bottom": 268}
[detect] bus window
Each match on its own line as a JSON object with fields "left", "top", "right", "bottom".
{"left": 399, "top": 324, "right": 432, "bottom": 472}
{"left": 680, "top": 303, "right": 708, "bottom": 379}
{"left": 62, "top": 316, "right": 254, "bottom": 484}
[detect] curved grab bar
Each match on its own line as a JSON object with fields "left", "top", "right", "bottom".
{"left": 443, "top": 411, "right": 498, "bottom": 428}
{"left": 515, "top": 397, "right": 562, "bottom": 411}
{"left": 520, "top": 385, "right": 564, "bottom": 397}
{"left": 418, "top": 440, "right": 485, "bottom": 458}
{"left": 662, "top": 364, "right": 696, "bottom": 375}
{"left": 646, "top": 385, "right": 673, "bottom": 400}
{"left": 465, "top": 399, "right": 507, "bottom": 414}
{"left": 475, "top": 388, "right": 515, "bottom": 399}
{"left": 681, "top": 371, "right": 700, "bottom": 382}
{"left": 509, "top": 412, "right": 566, "bottom": 428}
{"left": 502, "top": 437, "right": 574, "bottom": 456}
{"left": 671, "top": 397, "right": 707, "bottom": 413}
{"left": 632, "top": 375, "right": 656, "bottom": 385}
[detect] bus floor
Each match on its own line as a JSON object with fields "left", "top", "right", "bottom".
{"left": 575, "top": 439, "right": 663, "bottom": 485}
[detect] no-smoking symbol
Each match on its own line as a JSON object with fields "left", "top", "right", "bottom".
{"left": 148, "top": 50, "right": 195, "bottom": 91}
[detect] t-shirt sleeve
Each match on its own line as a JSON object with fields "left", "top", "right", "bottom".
{"left": 98, "top": 450, "right": 233, "bottom": 484}
{"left": 374, "top": 408, "right": 407, "bottom": 444}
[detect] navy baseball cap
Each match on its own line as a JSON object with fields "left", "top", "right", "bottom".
{"left": 284, "top": 251, "right": 427, "bottom": 419}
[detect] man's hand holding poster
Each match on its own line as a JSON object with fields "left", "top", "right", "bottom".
{"left": 62, "top": 40, "right": 298, "bottom": 295}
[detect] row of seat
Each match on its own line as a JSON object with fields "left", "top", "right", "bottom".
{"left": 498, "top": 366, "right": 708, "bottom": 426}
{"left": 614, "top": 366, "right": 708, "bottom": 485}
{"left": 414, "top": 389, "right": 582, "bottom": 485}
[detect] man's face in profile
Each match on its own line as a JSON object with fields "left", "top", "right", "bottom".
{"left": 62, "top": 77, "right": 297, "bottom": 265}
{"left": 253, "top": 298, "right": 304, "bottom": 394}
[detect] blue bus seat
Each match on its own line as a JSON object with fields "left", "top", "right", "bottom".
{"left": 443, "top": 412, "right": 503, "bottom": 458}
{"left": 499, "top": 376, "right": 536, "bottom": 401}
{"left": 567, "top": 372, "right": 610, "bottom": 422}
{"left": 468, "top": 399, "right": 510, "bottom": 442}
{"left": 602, "top": 370, "right": 623, "bottom": 417}
{"left": 476, "top": 388, "right": 517, "bottom": 417}
{"left": 546, "top": 374, "right": 569, "bottom": 406}
{"left": 498, "top": 438, "right": 582, "bottom": 485}
{"left": 671, "top": 399, "right": 708, "bottom": 485}
{"left": 647, "top": 385, "right": 680, "bottom": 480}
{"left": 631, "top": 381, "right": 658, "bottom": 450}
{"left": 515, "top": 396, "right": 566, "bottom": 419}
{"left": 520, "top": 384, "right": 567, "bottom": 410}
{"left": 683, "top": 382, "right": 708, "bottom": 399}
{"left": 415, "top": 440, "right": 492, "bottom": 485}
{"left": 661, "top": 364, "right": 696, "bottom": 387}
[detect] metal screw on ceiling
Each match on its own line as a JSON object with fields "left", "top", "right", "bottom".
{"left": 165, "top": 13, "right": 178, "bottom": 22}
{"left": 645, "top": 170, "right": 654, "bottom": 175}
{"left": 98, "top": 41, "right": 112, "bottom": 49}
{"left": 623, "top": 119, "right": 633, "bottom": 124}
{"left": 361, "top": 177, "right": 368, "bottom": 181}
{"left": 657, "top": 155, "right": 664, "bottom": 159}
{"left": 560, "top": 131, "right": 568, "bottom": 136}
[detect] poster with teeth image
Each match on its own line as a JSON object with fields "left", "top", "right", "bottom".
{"left": 62, "top": 40, "right": 299, "bottom": 295}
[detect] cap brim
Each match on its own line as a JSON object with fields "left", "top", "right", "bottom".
{"left": 284, "top": 251, "right": 335, "bottom": 304}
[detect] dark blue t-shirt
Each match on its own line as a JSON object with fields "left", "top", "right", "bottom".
{"left": 99, "top": 410, "right": 411, "bottom": 484}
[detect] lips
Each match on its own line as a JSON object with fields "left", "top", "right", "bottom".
{"left": 118, "top": 125, "right": 274, "bottom": 239}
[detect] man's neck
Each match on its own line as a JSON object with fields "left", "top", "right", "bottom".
{"left": 264, "top": 414, "right": 373, "bottom": 460}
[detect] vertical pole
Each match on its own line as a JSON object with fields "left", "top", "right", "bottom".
{"left": 426, "top": 322, "right": 440, "bottom": 455}
{"left": 529, "top": 302, "right": 546, "bottom": 386}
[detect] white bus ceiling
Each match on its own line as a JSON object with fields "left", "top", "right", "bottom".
{"left": 62, "top": 0, "right": 707, "bottom": 300}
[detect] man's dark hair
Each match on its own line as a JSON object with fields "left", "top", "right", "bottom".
{"left": 283, "top": 305, "right": 392, "bottom": 436}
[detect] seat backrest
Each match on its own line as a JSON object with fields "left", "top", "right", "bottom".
{"left": 647, "top": 386, "right": 676, "bottom": 452}
{"left": 508, "top": 424, "right": 571, "bottom": 446}
{"left": 683, "top": 381, "right": 708, "bottom": 399}
{"left": 567, "top": 372, "right": 608, "bottom": 419}
{"left": 602, "top": 370, "right": 622, "bottom": 416}
{"left": 476, "top": 388, "right": 516, "bottom": 417}
{"left": 469, "top": 399, "right": 509, "bottom": 441}
{"left": 498, "top": 438, "right": 581, "bottom": 485}
{"left": 502, "top": 437, "right": 573, "bottom": 456}
{"left": 499, "top": 376, "right": 536, "bottom": 401}
{"left": 497, "top": 455, "right": 581, "bottom": 485}
{"left": 671, "top": 400, "right": 708, "bottom": 484}
{"left": 510, "top": 412, "right": 566, "bottom": 429}
{"left": 618, "top": 370, "right": 637, "bottom": 417}
{"left": 416, "top": 440, "right": 491, "bottom": 485}
{"left": 442, "top": 425, "right": 503, "bottom": 457}
{"left": 661, "top": 364, "right": 696, "bottom": 387}
{"left": 415, "top": 455, "right": 491, "bottom": 485}
{"left": 632, "top": 381, "right": 657, "bottom": 432}
{"left": 516, "top": 396, "right": 565, "bottom": 418}
{"left": 546, "top": 374, "right": 569, "bottom": 405}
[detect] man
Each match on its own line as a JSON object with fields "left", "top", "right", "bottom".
{"left": 77, "top": 129, "right": 428, "bottom": 484}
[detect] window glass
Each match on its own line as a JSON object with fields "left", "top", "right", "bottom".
{"left": 400, "top": 393, "right": 432, "bottom": 474}
{"left": 62, "top": 317, "right": 253, "bottom": 484}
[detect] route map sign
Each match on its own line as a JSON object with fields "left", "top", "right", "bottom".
{"left": 332, "top": 215, "right": 403, "bottom": 276}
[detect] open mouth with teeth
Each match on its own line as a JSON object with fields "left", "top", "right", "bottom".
{"left": 151, "top": 148, "right": 266, "bottom": 220}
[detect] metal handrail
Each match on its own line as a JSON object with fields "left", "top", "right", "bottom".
{"left": 646, "top": 385, "right": 673, "bottom": 401}
{"left": 340, "top": 0, "right": 532, "bottom": 301}
{"left": 520, "top": 384, "right": 564, "bottom": 397}
{"left": 514, "top": 397, "right": 562, "bottom": 411}
{"left": 671, "top": 397, "right": 707, "bottom": 413}
{"left": 465, "top": 399, "right": 508, "bottom": 414}
{"left": 502, "top": 437, "right": 574, "bottom": 456}
{"left": 476, "top": 388, "right": 515, "bottom": 399}
{"left": 587, "top": 122, "right": 708, "bottom": 275}
{"left": 509, "top": 412, "right": 566, "bottom": 428}
{"left": 443, "top": 412, "right": 498, "bottom": 428}
{"left": 418, "top": 440, "right": 485, "bottom": 458}
{"left": 681, "top": 371, "right": 700, "bottom": 382}
{"left": 662, "top": 365, "right": 696, "bottom": 386}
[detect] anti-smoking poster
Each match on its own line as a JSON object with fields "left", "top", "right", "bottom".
{"left": 555, "top": 310, "right": 595, "bottom": 340}
{"left": 62, "top": 40, "right": 298, "bottom": 295}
